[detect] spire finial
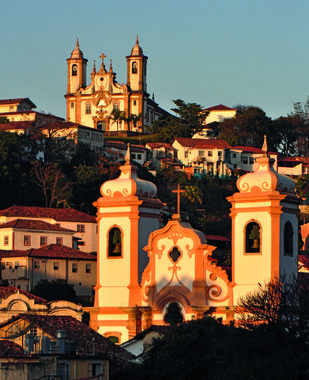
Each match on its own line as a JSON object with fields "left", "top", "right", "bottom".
{"left": 76, "top": 38, "right": 79, "bottom": 49}
{"left": 125, "top": 143, "right": 131, "bottom": 165}
{"left": 109, "top": 59, "right": 113, "bottom": 72}
{"left": 136, "top": 34, "right": 139, "bottom": 45}
{"left": 262, "top": 135, "right": 268, "bottom": 155}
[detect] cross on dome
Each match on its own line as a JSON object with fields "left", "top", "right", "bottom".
{"left": 100, "top": 53, "right": 106, "bottom": 66}
{"left": 172, "top": 184, "right": 185, "bottom": 220}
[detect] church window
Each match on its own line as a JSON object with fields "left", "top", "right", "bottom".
{"left": 132, "top": 62, "right": 137, "bottom": 74}
{"left": 284, "top": 221, "right": 293, "bottom": 256}
{"left": 164, "top": 303, "right": 184, "bottom": 326}
{"left": 113, "top": 103, "right": 119, "bottom": 110}
{"left": 85, "top": 104, "right": 91, "bottom": 114}
{"left": 72, "top": 64, "right": 77, "bottom": 76}
{"left": 245, "top": 221, "right": 261, "bottom": 253}
{"left": 168, "top": 247, "right": 181, "bottom": 263}
{"left": 108, "top": 227, "right": 122, "bottom": 257}
{"left": 71, "top": 102, "right": 74, "bottom": 108}
{"left": 108, "top": 336, "right": 119, "bottom": 344}
{"left": 133, "top": 100, "right": 137, "bottom": 106}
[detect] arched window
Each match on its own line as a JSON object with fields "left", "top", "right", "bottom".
{"left": 132, "top": 62, "right": 137, "bottom": 74}
{"left": 72, "top": 64, "right": 77, "bottom": 76}
{"left": 108, "top": 227, "right": 122, "bottom": 257}
{"left": 245, "top": 221, "right": 261, "bottom": 253}
{"left": 284, "top": 221, "right": 293, "bottom": 256}
{"left": 164, "top": 303, "right": 184, "bottom": 326}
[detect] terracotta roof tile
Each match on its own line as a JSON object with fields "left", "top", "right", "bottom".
{"left": 174, "top": 138, "right": 231, "bottom": 149}
{"left": 0, "top": 206, "right": 96, "bottom": 223}
{"left": 104, "top": 141, "right": 147, "bottom": 152}
{"left": 0, "top": 121, "right": 35, "bottom": 130}
{"left": 0, "top": 98, "right": 36, "bottom": 107}
{"left": 0, "top": 219, "right": 75, "bottom": 233}
{"left": 0, "top": 286, "right": 46, "bottom": 304}
{"left": 146, "top": 142, "right": 174, "bottom": 149}
{"left": 204, "top": 104, "right": 237, "bottom": 112}
{"left": 299, "top": 255, "right": 309, "bottom": 270}
{"left": 0, "top": 340, "right": 24, "bottom": 356}
{"left": 0, "top": 244, "right": 96, "bottom": 260}
{"left": 0, "top": 314, "right": 134, "bottom": 359}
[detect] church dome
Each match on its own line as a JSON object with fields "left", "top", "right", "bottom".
{"left": 237, "top": 137, "right": 295, "bottom": 194}
{"left": 130, "top": 36, "right": 143, "bottom": 56}
{"left": 70, "top": 39, "right": 84, "bottom": 59}
{"left": 100, "top": 145, "right": 157, "bottom": 199}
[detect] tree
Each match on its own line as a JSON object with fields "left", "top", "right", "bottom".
{"left": 32, "top": 161, "right": 71, "bottom": 207}
{"left": 31, "top": 279, "right": 78, "bottom": 303}
{"left": 129, "top": 112, "right": 143, "bottom": 132}
{"left": 183, "top": 185, "right": 202, "bottom": 208}
{"left": 0, "top": 116, "right": 9, "bottom": 123}
{"left": 272, "top": 116, "right": 298, "bottom": 156}
{"left": 149, "top": 115, "right": 180, "bottom": 143}
{"left": 237, "top": 276, "right": 309, "bottom": 338}
{"left": 111, "top": 109, "right": 126, "bottom": 131}
{"left": 219, "top": 106, "right": 274, "bottom": 148}
{"left": 289, "top": 97, "right": 309, "bottom": 156}
{"left": 171, "top": 99, "right": 209, "bottom": 138}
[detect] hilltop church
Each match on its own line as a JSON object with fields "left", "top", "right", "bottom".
{"left": 65, "top": 37, "right": 168, "bottom": 134}
{"left": 89, "top": 140, "right": 300, "bottom": 344}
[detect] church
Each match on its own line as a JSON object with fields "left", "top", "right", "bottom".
{"left": 88, "top": 139, "right": 300, "bottom": 344}
{"left": 65, "top": 37, "right": 168, "bottom": 134}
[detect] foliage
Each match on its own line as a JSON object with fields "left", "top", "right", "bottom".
{"left": 183, "top": 185, "right": 202, "bottom": 207}
{"left": 118, "top": 317, "right": 309, "bottom": 380}
{"left": 218, "top": 106, "right": 274, "bottom": 148}
{"left": 149, "top": 99, "right": 208, "bottom": 142}
{"left": 0, "top": 131, "right": 40, "bottom": 209}
{"left": 31, "top": 279, "right": 78, "bottom": 303}
{"left": 237, "top": 277, "right": 309, "bottom": 338}
{"left": 0, "top": 116, "right": 9, "bottom": 123}
{"left": 32, "top": 161, "right": 71, "bottom": 208}
{"left": 289, "top": 97, "right": 309, "bottom": 156}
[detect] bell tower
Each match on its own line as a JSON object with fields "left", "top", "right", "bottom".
{"left": 66, "top": 39, "right": 88, "bottom": 95}
{"left": 92, "top": 145, "right": 162, "bottom": 341}
{"left": 126, "top": 35, "right": 147, "bottom": 93}
{"left": 228, "top": 137, "right": 300, "bottom": 303}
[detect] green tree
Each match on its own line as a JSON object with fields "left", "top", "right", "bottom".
{"left": 183, "top": 185, "right": 202, "bottom": 208}
{"left": 272, "top": 116, "right": 298, "bottom": 156}
{"left": 31, "top": 279, "right": 78, "bottom": 303}
{"left": 289, "top": 97, "right": 309, "bottom": 156}
{"left": 149, "top": 115, "right": 180, "bottom": 143}
{"left": 0, "top": 116, "right": 9, "bottom": 123}
{"left": 219, "top": 106, "right": 274, "bottom": 148}
{"left": 111, "top": 109, "right": 126, "bottom": 131}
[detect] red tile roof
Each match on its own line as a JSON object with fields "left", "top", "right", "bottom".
{"left": 0, "top": 286, "right": 46, "bottom": 304}
{"left": 0, "top": 121, "right": 35, "bottom": 130}
{"left": 146, "top": 142, "right": 174, "bottom": 150}
{"left": 0, "top": 206, "right": 96, "bottom": 223}
{"left": 205, "top": 234, "right": 231, "bottom": 242}
{"left": 204, "top": 104, "right": 237, "bottom": 112}
{"left": 0, "top": 314, "right": 133, "bottom": 359}
{"left": 0, "top": 98, "right": 36, "bottom": 108}
{"left": 299, "top": 255, "right": 309, "bottom": 270}
{"left": 0, "top": 244, "right": 96, "bottom": 260}
{"left": 0, "top": 219, "right": 75, "bottom": 233}
{"left": 174, "top": 138, "right": 231, "bottom": 149}
{"left": 0, "top": 340, "right": 24, "bottom": 356}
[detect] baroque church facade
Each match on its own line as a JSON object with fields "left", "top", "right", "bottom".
{"left": 65, "top": 37, "right": 168, "bottom": 134}
{"left": 89, "top": 140, "right": 300, "bottom": 344}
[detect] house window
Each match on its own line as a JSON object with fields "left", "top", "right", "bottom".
{"left": 40, "top": 236, "right": 47, "bottom": 246}
{"left": 199, "top": 151, "right": 204, "bottom": 157}
{"left": 53, "top": 262, "right": 59, "bottom": 270}
{"left": 72, "top": 263, "right": 78, "bottom": 273}
{"left": 86, "top": 264, "right": 91, "bottom": 273}
{"left": 34, "top": 261, "right": 40, "bottom": 269}
{"left": 208, "top": 151, "right": 213, "bottom": 157}
{"left": 218, "top": 151, "right": 222, "bottom": 157}
{"left": 72, "top": 64, "right": 77, "bottom": 76}
{"left": 108, "top": 227, "right": 122, "bottom": 257}
{"left": 56, "top": 237, "right": 63, "bottom": 245}
{"left": 131, "top": 153, "right": 136, "bottom": 159}
{"left": 245, "top": 221, "right": 261, "bottom": 253}
{"left": 249, "top": 157, "right": 254, "bottom": 164}
{"left": 242, "top": 157, "right": 248, "bottom": 164}
{"left": 132, "top": 62, "right": 137, "bottom": 73}
{"left": 88, "top": 363, "right": 103, "bottom": 377}
{"left": 24, "top": 235, "right": 31, "bottom": 246}
{"left": 184, "top": 151, "right": 188, "bottom": 158}
{"left": 4, "top": 236, "right": 9, "bottom": 246}
{"left": 232, "top": 153, "right": 236, "bottom": 158}
{"left": 284, "top": 221, "right": 293, "bottom": 256}
{"left": 77, "top": 224, "right": 85, "bottom": 233}
{"left": 85, "top": 103, "right": 91, "bottom": 114}
{"left": 1, "top": 263, "right": 5, "bottom": 270}
{"left": 137, "top": 154, "right": 142, "bottom": 160}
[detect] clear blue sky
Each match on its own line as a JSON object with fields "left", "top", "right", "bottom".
{"left": 1, "top": 0, "right": 309, "bottom": 120}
